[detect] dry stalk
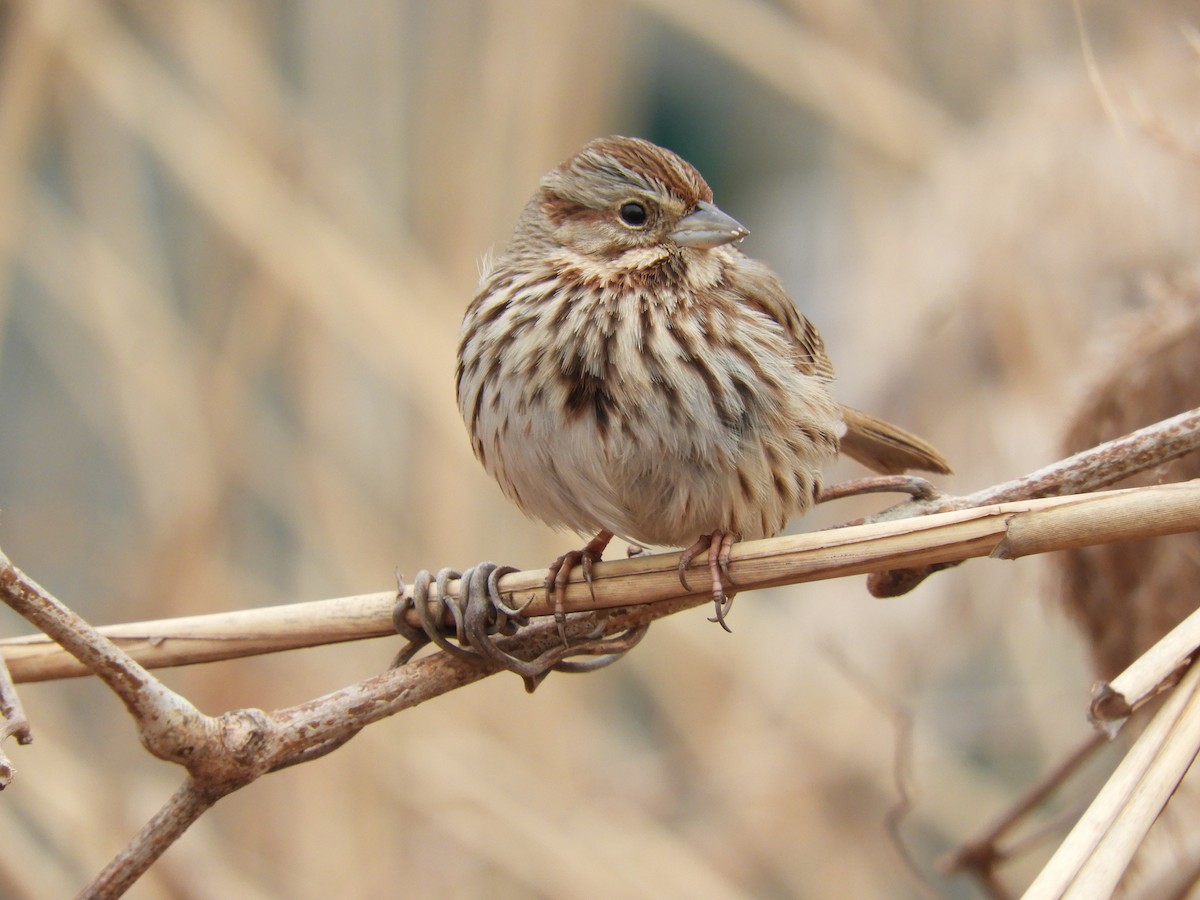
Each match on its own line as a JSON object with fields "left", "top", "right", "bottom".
{"left": 866, "top": 406, "right": 1200, "bottom": 595}
{"left": 0, "top": 409, "right": 1196, "bottom": 896}
{"left": 1090, "top": 601, "right": 1200, "bottom": 734}
{"left": 2, "top": 481, "right": 1200, "bottom": 683}
{"left": 1024, "top": 658, "right": 1200, "bottom": 899}
{"left": 942, "top": 533, "right": 1200, "bottom": 897}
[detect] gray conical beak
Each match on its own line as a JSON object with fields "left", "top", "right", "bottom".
{"left": 670, "top": 200, "right": 748, "bottom": 249}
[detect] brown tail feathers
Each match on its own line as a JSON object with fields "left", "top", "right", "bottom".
{"left": 837, "top": 405, "right": 952, "bottom": 476}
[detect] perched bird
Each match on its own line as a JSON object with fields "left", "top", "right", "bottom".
{"left": 456, "top": 135, "right": 949, "bottom": 628}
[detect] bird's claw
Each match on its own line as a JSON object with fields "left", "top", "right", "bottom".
{"left": 679, "top": 530, "right": 739, "bottom": 632}
{"left": 545, "top": 530, "right": 613, "bottom": 647}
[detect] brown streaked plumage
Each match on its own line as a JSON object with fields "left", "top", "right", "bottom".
{"left": 457, "top": 136, "right": 949, "bottom": 627}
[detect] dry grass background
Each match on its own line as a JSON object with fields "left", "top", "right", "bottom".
{"left": 0, "top": 1, "right": 1197, "bottom": 897}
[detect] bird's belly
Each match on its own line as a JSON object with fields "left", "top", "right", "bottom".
{"left": 476, "top": 381, "right": 838, "bottom": 548}
{"left": 463, "top": 285, "right": 844, "bottom": 547}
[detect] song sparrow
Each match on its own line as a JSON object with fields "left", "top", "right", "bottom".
{"left": 457, "top": 136, "right": 949, "bottom": 628}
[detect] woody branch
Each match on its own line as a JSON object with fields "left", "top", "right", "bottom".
{"left": 3, "top": 407, "right": 1200, "bottom": 683}
{"left": 0, "top": 407, "right": 1198, "bottom": 896}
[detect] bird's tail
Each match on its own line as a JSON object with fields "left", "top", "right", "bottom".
{"left": 837, "top": 405, "right": 952, "bottom": 475}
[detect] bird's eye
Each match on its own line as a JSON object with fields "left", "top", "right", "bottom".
{"left": 618, "top": 201, "right": 649, "bottom": 228}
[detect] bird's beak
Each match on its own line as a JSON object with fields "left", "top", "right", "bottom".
{"left": 670, "top": 200, "right": 748, "bottom": 249}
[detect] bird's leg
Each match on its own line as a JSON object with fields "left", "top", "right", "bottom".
{"left": 816, "top": 475, "right": 939, "bottom": 504}
{"left": 679, "top": 529, "right": 739, "bottom": 632}
{"left": 545, "top": 530, "right": 614, "bottom": 646}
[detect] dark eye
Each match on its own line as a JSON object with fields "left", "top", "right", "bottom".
{"left": 618, "top": 201, "right": 649, "bottom": 228}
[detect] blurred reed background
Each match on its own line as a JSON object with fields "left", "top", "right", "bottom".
{"left": 0, "top": 1, "right": 1197, "bottom": 897}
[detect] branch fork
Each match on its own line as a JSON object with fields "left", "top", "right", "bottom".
{"left": 0, "top": 407, "right": 1198, "bottom": 896}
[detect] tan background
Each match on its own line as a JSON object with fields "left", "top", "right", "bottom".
{"left": 0, "top": 1, "right": 1196, "bottom": 896}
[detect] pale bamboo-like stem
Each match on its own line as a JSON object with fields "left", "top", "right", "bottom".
{"left": 4, "top": 481, "right": 1200, "bottom": 683}
{"left": 0, "top": 410, "right": 1192, "bottom": 895}
{"left": 1090, "top": 601, "right": 1200, "bottom": 734}
{"left": 1022, "top": 659, "right": 1200, "bottom": 899}
{"left": 866, "top": 407, "right": 1200, "bottom": 595}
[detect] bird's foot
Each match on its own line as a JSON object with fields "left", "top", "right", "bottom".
{"left": 394, "top": 557, "right": 643, "bottom": 691}
{"left": 545, "top": 530, "right": 614, "bottom": 647}
{"left": 678, "top": 529, "right": 739, "bottom": 632}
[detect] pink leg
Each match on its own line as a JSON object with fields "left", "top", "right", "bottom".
{"left": 816, "top": 475, "right": 939, "bottom": 504}
{"left": 679, "top": 529, "right": 739, "bottom": 632}
{"left": 545, "top": 530, "right": 614, "bottom": 646}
